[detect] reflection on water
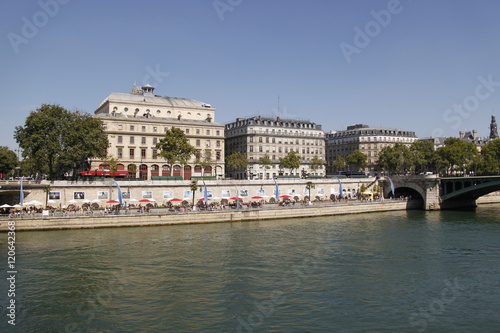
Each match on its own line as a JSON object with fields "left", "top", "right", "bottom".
{"left": 1, "top": 204, "right": 499, "bottom": 332}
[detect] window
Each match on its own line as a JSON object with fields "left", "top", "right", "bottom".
{"left": 259, "top": 146, "right": 263, "bottom": 152}
{"left": 206, "top": 130, "right": 210, "bottom": 135}
{"left": 117, "top": 148, "right": 123, "bottom": 158}
{"left": 130, "top": 137, "right": 135, "bottom": 144}
{"left": 259, "top": 137, "right": 263, "bottom": 143}
{"left": 266, "top": 137, "right": 269, "bottom": 143}
{"left": 196, "top": 129, "right": 200, "bottom": 134}
{"left": 216, "top": 151, "right": 221, "bottom": 160}
{"left": 216, "top": 140, "right": 221, "bottom": 147}
{"left": 185, "top": 129, "right": 190, "bottom": 134}
{"left": 117, "top": 136, "right": 123, "bottom": 144}
{"left": 152, "top": 149, "right": 158, "bottom": 159}
{"left": 206, "top": 140, "right": 210, "bottom": 147}
{"left": 141, "top": 149, "right": 146, "bottom": 159}
{"left": 249, "top": 137, "right": 254, "bottom": 143}
{"left": 216, "top": 130, "right": 220, "bottom": 136}
{"left": 196, "top": 140, "right": 200, "bottom": 147}
{"left": 153, "top": 137, "right": 158, "bottom": 145}
{"left": 118, "top": 124, "right": 123, "bottom": 130}
{"left": 141, "top": 137, "right": 146, "bottom": 144}
{"left": 153, "top": 127, "right": 157, "bottom": 132}
{"left": 130, "top": 125, "right": 135, "bottom": 131}
{"left": 249, "top": 146, "right": 253, "bottom": 152}
{"left": 142, "top": 126, "right": 146, "bottom": 132}
{"left": 130, "top": 149, "right": 135, "bottom": 158}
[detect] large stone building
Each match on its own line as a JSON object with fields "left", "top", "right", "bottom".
{"left": 325, "top": 124, "right": 418, "bottom": 174}
{"left": 92, "top": 84, "right": 225, "bottom": 179}
{"left": 225, "top": 116, "right": 326, "bottom": 179}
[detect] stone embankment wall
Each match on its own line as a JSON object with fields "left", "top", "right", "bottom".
{"left": 1, "top": 201, "right": 408, "bottom": 232}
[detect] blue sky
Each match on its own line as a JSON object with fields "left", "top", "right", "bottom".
{"left": 1, "top": 0, "right": 500, "bottom": 151}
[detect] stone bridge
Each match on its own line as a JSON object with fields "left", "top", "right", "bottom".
{"left": 380, "top": 175, "right": 500, "bottom": 210}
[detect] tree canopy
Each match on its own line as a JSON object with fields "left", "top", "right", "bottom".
{"left": 14, "top": 104, "right": 108, "bottom": 179}
{"left": 258, "top": 154, "right": 272, "bottom": 169}
{"left": 225, "top": 152, "right": 249, "bottom": 171}
{"left": 155, "top": 127, "right": 197, "bottom": 167}
{"left": 279, "top": 151, "right": 301, "bottom": 174}
{"left": 346, "top": 150, "right": 367, "bottom": 170}
{"left": 0, "top": 146, "right": 18, "bottom": 178}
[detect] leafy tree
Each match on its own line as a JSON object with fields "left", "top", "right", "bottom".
{"left": 156, "top": 127, "right": 197, "bottom": 178}
{"left": 346, "top": 150, "right": 367, "bottom": 170}
{"left": 479, "top": 139, "right": 500, "bottom": 174}
{"left": 105, "top": 156, "right": 120, "bottom": 174}
{"left": 437, "top": 138, "right": 479, "bottom": 174}
{"left": 258, "top": 154, "right": 272, "bottom": 169}
{"left": 305, "top": 181, "right": 315, "bottom": 203}
{"left": 377, "top": 143, "right": 413, "bottom": 174}
{"left": 199, "top": 149, "right": 213, "bottom": 176}
{"left": 14, "top": 104, "right": 108, "bottom": 179}
{"left": 225, "top": 152, "right": 249, "bottom": 175}
{"left": 410, "top": 140, "right": 436, "bottom": 174}
{"left": 331, "top": 156, "right": 346, "bottom": 173}
{"left": 190, "top": 180, "right": 198, "bottom": 207}
{"left": 279, "top": 151, "right": 301, "bottom": 175}
{"left": 310, "top": 155, "right": 324, "bottom": 172}
{"left": 0, "top": 146, "right": 18, "bottom": 178}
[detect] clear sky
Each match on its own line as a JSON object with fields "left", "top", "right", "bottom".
{"left": 1, "top": 0, "right": 500, "bottom": 151}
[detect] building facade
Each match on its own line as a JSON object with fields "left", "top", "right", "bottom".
{"left": 92, "top": 84, "right": 225, "bottom": 180}
{"left": 225, "top": 116, "right": 325, "bottom": 179}
{"left": 325, "top": 124, "right": 418, "bottom": 174}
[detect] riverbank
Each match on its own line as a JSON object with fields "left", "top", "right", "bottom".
{"left": 3, "top": 195, "right": 499, "bottom": 232}
{"left": 1, "top": 200, "right": 410, "bottom": 232}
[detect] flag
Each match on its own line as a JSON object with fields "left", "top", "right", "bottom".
{"left": 386, "top": 177, "right": 395, "bottom": 197}
{"left": 273, "top": 178, "right": 279, "bottom": 201}
{"left": 203, "top": 180, "right": 208, "bottom": 204}
{"left": 336, "top": 177, "right": 343, "bottom": 198}
{"left": 20, "top": 176, "right": 24, "bottom": 206}
{"left": 114, "top": 181, "right": 123, "bottom": 205}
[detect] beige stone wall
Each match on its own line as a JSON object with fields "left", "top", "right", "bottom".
{"left": 21, "top": 178, "right": 376, "bottom": 207}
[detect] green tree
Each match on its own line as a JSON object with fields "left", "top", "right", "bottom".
{"left": 410, "top": 140, "right": 436, "bottom": 174}
{"left": 346, "top": 150, "right": 367, "bottom": 170}
{"left": 331, "top": 156, "right": 346, "bottom": 174}
{"left": 377, "top": 143, "right": 413, "bottom": 174}
{"left": 309, "top": 155, "right": 324, "bottom": 173}
{"left": 305, "top": 181, "right": 315, "bottom": 203}
{"left": 279, "top": 151, "right": 301, "bottom": 175}
{"left": 190, "top": 180, "right": 198, "bottom": 207}
{"left": 479, "top": 139, "right": 500, "bottom": 174}
{"left": 199, "top": 149, "right": 213, "bottom": 176}
{"left": 43, "top": 185, "right": 52, "bottom": 208}
{"left": 0, "top": 146, "right": 18, "bottom": 178}
{"left": 437, "top": 138, "right": 479, "bottom": 174}
{"left": 14, "top": 104, "right": 108, "bottom": 179}
{"left": 156, "top": 127, "right": 197, "bottom": 178}
{"left": 225, "top": 152, "right": 249, "bottom": 177}
{"left": 105, "top": 156, "right": 120, "bottom": 174}
{"left": 258, "top": 154, "right": 272, "bottom": 169}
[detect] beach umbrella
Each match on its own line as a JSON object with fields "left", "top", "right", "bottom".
{"left": 230, "top": 197, "right": 244, "bottom": 200}
{"left": 0, "top": 204, "right": 13, "bottom": 208}
{"left": 106, "top": 200, "right": 120, "bottom": 204}
{"left": 30, "top": 200, "right": 43, "bottom": 206}
{"left": 251, "top": 196, "right": 264, "bottom": 200}
{"left": 47, "top": 200, "right": 57, "bottom": 204}
{"left": 280, "top": 195, "right": 292, "bottom": 198}
{"left": 68, "top": 199, "right": 77, "bottom": 203}
{"left": 139, "top": 199, "right": 153, "bottom": 203}
{"left": 199, "top": 198, "right": 210, "bottom": 201}
{"left": 168, "top": 198, "right": 183, "bottom": 202}
{"left": 128, "top": 198, "right": 138, "bottom": 202}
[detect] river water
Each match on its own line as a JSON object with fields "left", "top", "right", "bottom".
{"left": 1, "top": 204, "right": 500, "bottom": 332}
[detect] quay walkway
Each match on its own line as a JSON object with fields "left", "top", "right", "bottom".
{"left": 1, "top": 199, "right": 411, "bottom": 232}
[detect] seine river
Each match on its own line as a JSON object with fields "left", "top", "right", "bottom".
{"left": 1, "top": 204, "right": 500, "bottom": 332}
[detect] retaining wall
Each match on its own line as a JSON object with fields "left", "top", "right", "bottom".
{"left": 1, "top": 201, "right": 408, "bottom": 232}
